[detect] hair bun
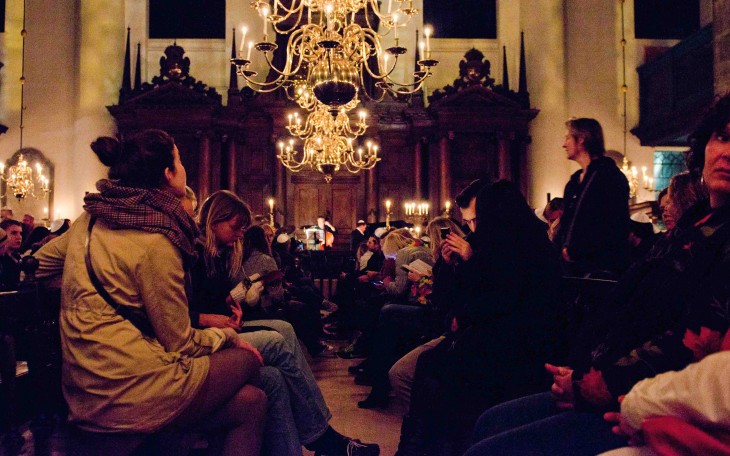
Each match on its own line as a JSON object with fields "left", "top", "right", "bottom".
{"left": 90, "top": 136, "right": 122, "bottom": 167}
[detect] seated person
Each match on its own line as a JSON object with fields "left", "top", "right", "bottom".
{"left": 0, "top": 219, "right": 24, "bottom": 291}
{"left": 463, "top": 92, "right": 730, "bottom": 456}
{"left": 191, "top": 190, "right": 379, "bottom": 456}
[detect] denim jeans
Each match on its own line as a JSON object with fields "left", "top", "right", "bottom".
{"left": 464, "top": 392, "right": 627, "bottom": 456}
{"left": 240, "top": 319, "right": 331, "bottom": 455}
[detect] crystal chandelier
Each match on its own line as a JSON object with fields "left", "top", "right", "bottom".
{"left": 0, "top": 155, "right": 50, "bottom": 199}
{"left": 279, "top": 97, "right": 379, "bottom": 182}
{"left": 231, "top": 0, "right": 438, "bottom": 109}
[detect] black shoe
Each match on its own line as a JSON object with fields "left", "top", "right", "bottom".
{"left": 357, "top": 391, "right": 390, "bottom": 409}
{"left": 314, "top": 439, "right": 380, "bottom": 456}
{"left": 347, "top": 360, "right": 368, "bottom": 376}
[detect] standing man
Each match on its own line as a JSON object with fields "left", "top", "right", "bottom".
{"left": 555, "top": 118, "right": 630, "bottom": 277}
{"left": 351, "top": 219, "right": 367, "bottom": 253}
{"left": 0, "top": 207, "right": 14, "bottom": 221}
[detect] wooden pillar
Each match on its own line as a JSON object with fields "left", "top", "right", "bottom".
{"left": 414, "top": 140, "right": 423, "bottom": 199}
{"left": 275, "top": 159, "right": 286, "bottom": 226}
{"left": 366, "top": 166, "right": 378, "bottom": 223}
{"left": 227, "top": 135, "right": 237, "bottom": 193}
{"left": 497, "top": 132, "right": 512, "bottom": 180}
{"left": 438, "top": 134, "right": 451, "bottom": 208}
{"left": 198, "top": 132, "right": 211, "bottom": 202}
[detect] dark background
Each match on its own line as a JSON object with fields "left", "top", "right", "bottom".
{"left": 424, "top": 0, "right": 497, "bottom": 39}
{"left": 634, "top": 0, "right": 700, "bottom": 39}
{"left": 149, "top": 0, "right": 225, "bottom": 39}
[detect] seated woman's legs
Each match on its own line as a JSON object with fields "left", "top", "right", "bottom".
{"left": 171, "top": 347, "right": 266, "bottom": 456}
{"left": 388, "top": 336, "right": 444, "bottom": 413}
{"left": 256, "top": 366, "right": 303, "bottom": 455}
{"left": 239, "top": 328, "right": 331, "bottom": 445}
{"left": 358, "top": 304, "right": 429, "bottom": 409}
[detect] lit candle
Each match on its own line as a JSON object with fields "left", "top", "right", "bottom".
{"left": 424, "top": 203, "right": 429, "bottom": 215}
{"left": 648, "top": 177, "right": 654, "bottom": 190}
{"left": 424, "top": 25, "right": 432, "bottom": 56}
{"left": 373, "top": 145, "right": 379, "bottom": 157}
{"left": 386, "top": 200, "right": 392, "bottom": 211}
{"left": 0, "top": 163, "right": 5, "bottom": 173}
{"left": 445, "top": 201, "right": 451, "bottom": 212}
{"left": 247, "top": 40, "right": 254, "bottom": 60}
{"left": 268, "top": 198, "right": 274, "bottom": 212}
{"left": 358, "top": 148, "right": 363, "bottom": 161}
{"left": 415, "top": 226, "right": 421, "bottom": 236}
{"left": 239, "top": 26, "right": 248, "bottom": 52}
{"left": 388, "top": 0, "right": 392, "bottom": 13}
{"left": 43, "top": 207, "right": 48, "bottom": 216}
{"left": 418, "top": 41, "right": 425, "bottom": 58}
{"left": 325, "top": 2, "right": 334, "bottom": 30}
{"left": 392, "top": 12, "right": 399, "bottom": 40}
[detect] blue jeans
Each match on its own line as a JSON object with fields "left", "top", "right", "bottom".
{"left": 464, "top": 392, "right": 627, "bottom": 456}
{"left": 240, "top": 319, "right": 331, "bottom": 456}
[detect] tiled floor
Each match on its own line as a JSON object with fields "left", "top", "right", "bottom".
{"left": 3, "top": 347, "right": 402, "bottom": 456}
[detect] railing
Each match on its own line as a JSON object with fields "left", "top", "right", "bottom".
{"left": 631, "top": 25, "right": 714, "bottom": 147}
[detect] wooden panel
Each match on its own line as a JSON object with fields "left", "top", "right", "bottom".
{"left": 379, "top": 184, "right": 409, "bottom": 222}
{"left": 294, "top": 185, "right": 325, "bottom": 229}
{"left": 331, "top": 184, "right": 358, "bottom": 243}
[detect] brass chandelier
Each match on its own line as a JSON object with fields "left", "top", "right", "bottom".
{"left": 279, "top": 94, "right": 379, "bottom": 182}
{"left": 231, "top": 0, "right": 438, "bottom": 109}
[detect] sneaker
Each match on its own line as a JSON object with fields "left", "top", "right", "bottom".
{"left": 314, "top": 439, "right": 380, "bottom": 456}
{"left": 335, "top": 343, "right": 367, "bottom": 359}
{"left": 311, "top": 343, "right": 336, "bottom": 358}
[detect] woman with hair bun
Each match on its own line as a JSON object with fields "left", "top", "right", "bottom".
{"left": 34, "top": 130, "right": 266, "bottom": 456}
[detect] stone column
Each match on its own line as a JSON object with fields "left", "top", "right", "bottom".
{"left": 715, "top": 0, "right": 730, "bottom": 95}
{"left": 365, "top": 166, "right": 378, "bottom": 223}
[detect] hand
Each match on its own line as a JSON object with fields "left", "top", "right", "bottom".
{"left": 407, "top": 271, "right": 424, "bottom": 282}
{"left": 358, "top": 275, "right": 370, "bottom": 283}
{"left": 229, "top": 301, "right": 243, "bottom": 327}
{"left": 199, "top": 313, "right": 241, "bottom": 330}
{"left": 383, "top": 276, "right": 393, "bottom": 287}
{"left": 442, "top": 234, "right": 473, "bottom": 262}
{"left": 604, "top": 401, "right": 643, "bottom": 446}
{"left": 222, "top": 329, "right": 264, "bottom": 366}
{"left": 545, "top": 363, "right": 575, "bottom": 410}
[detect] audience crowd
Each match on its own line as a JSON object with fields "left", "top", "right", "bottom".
{"left": 0, "top": 92, "right": 728, "bottom": 456}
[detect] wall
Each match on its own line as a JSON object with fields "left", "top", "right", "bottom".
{"left": 716, "top": 0, "right": 730, "bottom": 95}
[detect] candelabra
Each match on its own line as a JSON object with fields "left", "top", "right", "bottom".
{"left": 404, "top": 200, "right": 429, "bottom": 228}
{"left": 0, "top": 155, "right": 51, "bottom": 200}
{"left": 231, "top": 0, "right": 438, "bottom": 109}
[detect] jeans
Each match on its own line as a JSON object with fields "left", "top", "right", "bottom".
{"left": 464, "top": 392, "right": 627, "bottom": 456}
{"left": 240, "top": 319, "right": 332, "bottom": 455}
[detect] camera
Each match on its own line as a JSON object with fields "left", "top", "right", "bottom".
{"left": 439, "top": 227, "right": 451, "bottom": 238}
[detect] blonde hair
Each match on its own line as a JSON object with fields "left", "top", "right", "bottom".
{"left": 381, "top": 228, "right": 415, "bottom": 257}
{"left": 426, "top": 216, "right": 465, "bottom": 258}
{"left": 197, "top": 190, "right": 251, "bottom": 281}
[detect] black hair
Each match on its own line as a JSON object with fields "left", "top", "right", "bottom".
{"left": 565, "top": 118, "right": 606, "bottom": 158}
{"left": 243, "top": 225, "right": 272, "bottom": 261}
{"left": 0, "top": 219, "right": 23, "bottom": 231}
{"left": 91, "top": 129, "right": 176, "bottom": 189}
{"left": 687, "top": 93, "right": 730, "bottom": 176}
{"left": 455, "top": 179, "right": 487, "bottom": 208}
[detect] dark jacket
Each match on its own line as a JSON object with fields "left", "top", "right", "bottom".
{"left": 557, "top": 156, "right": 630, "bottom": 277}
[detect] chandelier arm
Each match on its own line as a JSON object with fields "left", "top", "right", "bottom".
{"left": 272, "top": 6, "right": 306, "bottom": 35}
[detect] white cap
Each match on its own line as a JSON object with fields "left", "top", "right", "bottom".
{"left": 374, "top": 227, "right": 387, "bottom": 238}
{"left": 276, "top": 233, "right": 290, "bottom": 244}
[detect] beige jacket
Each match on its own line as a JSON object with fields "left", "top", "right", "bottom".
{"left": 35, "top": 212, "right": 226, "bottom": 433}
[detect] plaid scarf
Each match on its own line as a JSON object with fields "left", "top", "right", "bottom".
{"left": 84, "top": 179, "right": 200, "bottom": 267}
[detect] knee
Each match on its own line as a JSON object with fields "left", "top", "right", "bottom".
{"left": 258, "top": 366, "right": 286, "bottom": 397}
{"left": 233, "top": 385, "right": 267, "bottom": 425}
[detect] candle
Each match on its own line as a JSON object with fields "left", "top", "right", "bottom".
{"left": 415, "top": 226, "right": 421, "bottom": 236}
{"left": 0, "top": 163, "right": 4, "bottom": 173}
{"left": 273, "top": 0, "right": 279, "bottom": 16}
{"left": 43, "top": 207, "right": 48, "bottom": 216}
{"left": 388, "top": 0, "right": 392, "bottom": 13}
{"left": 392, "top": 12, "right": 399, "bottom": 40}
{"left": 386, "top": 200, "right": 392, "bottom": 211}
{"left": 424, "top": 25, "right": 432, "bottom": 56}
{"left": 325, "top": 2, "right": 333, "bottom": 30}
{"left": 247, "top": 40, "right": 254, "bottom": 60}
{"left": 239, "top": 26, "right": 248, "bottom": 52}
{"left": 445, "top": 201, "right": 451, "bottom": 212}
{"left": 419, "top": 41, "right": 425, "bottom": 58}
{"left": 261, "top": 5, "right": 269, "bottom": 40}
{"left": 268, "top": 198, "right": 274, "bottom": 212}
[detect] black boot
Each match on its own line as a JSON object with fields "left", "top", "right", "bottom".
{"left": 394, "top": 415, "right": 430, "bottom": 456}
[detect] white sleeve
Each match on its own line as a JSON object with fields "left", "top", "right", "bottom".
{"left": 621, "top": 351, "right": 730, "bottom": 431}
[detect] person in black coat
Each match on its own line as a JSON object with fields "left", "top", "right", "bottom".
{"left": 555, "top": 118, "right": 630, "bottom": 277}
{"left": 395, "top": 180, "right": 562, "bottom": 455}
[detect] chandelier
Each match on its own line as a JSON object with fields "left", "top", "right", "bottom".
{"left": 231, "top": 0, "right": 438, "bottom": 109}
{"left": 0, "top": 155, "right": 50, "bottom": 199}
{"left": 279, "top": 96, "right": 379, "bottom": 182}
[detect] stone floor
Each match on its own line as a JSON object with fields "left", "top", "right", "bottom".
{"left": 2, "top": 345, "right": 402, "bottom": 456}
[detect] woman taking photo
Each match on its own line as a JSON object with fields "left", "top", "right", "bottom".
{"left": 34, "top": 130, "right": 265, "bottom": 456}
